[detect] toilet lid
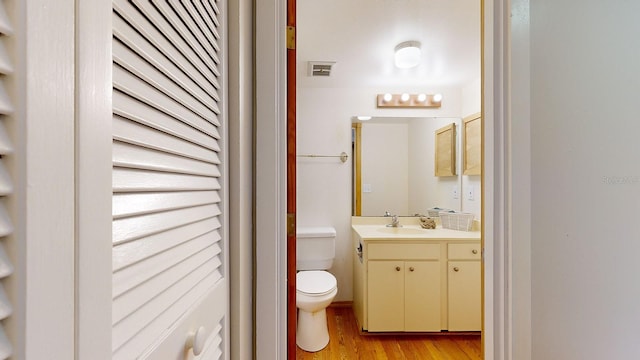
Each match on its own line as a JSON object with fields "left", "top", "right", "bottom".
{"left": 297, "top": 271, "right": 337, "bottom": 295}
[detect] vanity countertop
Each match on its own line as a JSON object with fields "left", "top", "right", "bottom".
{"left": 352, "top": 217, "right": 480, "bottom": 241}
{"left": 352, "top": 224, "right": 480, "bottom": 240}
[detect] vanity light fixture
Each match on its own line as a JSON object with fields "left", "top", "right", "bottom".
{"left": 376, "top": 93, "right": 443, "bottom": 108}
{"left": 394, "top": 41, "right": 421, "bottom": 69}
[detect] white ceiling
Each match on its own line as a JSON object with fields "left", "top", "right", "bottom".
{"left": 298, "top": 0, "right": 481, "bottom": 89}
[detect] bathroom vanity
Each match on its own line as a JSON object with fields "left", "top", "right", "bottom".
{"left": 352, "top": 217, "right": 481, "bottom": 333}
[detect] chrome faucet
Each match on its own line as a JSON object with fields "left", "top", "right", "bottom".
{"left": 386, "top": 214, "right": 401, "bottom": 227}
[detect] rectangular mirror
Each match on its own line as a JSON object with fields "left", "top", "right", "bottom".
{"left": 352, "top": 117, "right": 462, "bottom": 216}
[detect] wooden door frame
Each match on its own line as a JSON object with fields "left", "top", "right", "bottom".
{"left": 286, "top": 0, "right": 297, "bottom": 358}
{"left": 255, "top": 0, "right": 520, "bottom": 358}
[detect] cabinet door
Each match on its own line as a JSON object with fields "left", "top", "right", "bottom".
{"left": 448, "top": 261, "right": 481, "bottom": 331}
{"left": 368, "top": 261, "right": 404, "bottom": 331}
{"left": 405, "top": 261, "right": 441, "bottom": 331}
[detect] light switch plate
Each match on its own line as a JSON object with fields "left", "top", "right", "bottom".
{"left": 363, "top": 183, "right": 372, "bottom": 193}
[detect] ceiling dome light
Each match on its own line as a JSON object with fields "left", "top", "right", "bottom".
{"left": 356, "top": 116, "right": 372, "bottom": 121}
{"left": 433, "top": 93, "right": 443, "bottom": 102}
{"left": 394, "top": 41, "right": 421, "bottom": 69}
{"left": 383, "top": 93, "right": 393, "bottom": 102}
{"left": 417, "top": 93, "right": 427, "bottom": 102}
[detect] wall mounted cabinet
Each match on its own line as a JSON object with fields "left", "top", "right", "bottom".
{"left": 463, "top": 113, "right": 482, "bottom": 175}
{"left": 435, "top": 123, "right": 457, "bottom": 176}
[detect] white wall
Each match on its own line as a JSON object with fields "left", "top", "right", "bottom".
{"left": 528, "top": 1, "right": 640, "bottom": 359}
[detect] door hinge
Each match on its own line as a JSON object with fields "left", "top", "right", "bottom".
{"left": 287, "top": 213, "right": 296, "bottom": 237}
{"left": 286, "top": 26, "right": 295, "bottom": 50}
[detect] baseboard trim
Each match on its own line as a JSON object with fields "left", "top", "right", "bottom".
{"left": 329, "top": 301, "right": 353, "bottom": 308}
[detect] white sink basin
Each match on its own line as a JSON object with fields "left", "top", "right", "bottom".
{"left": 376, "top": 227, "right": 427, "bottom": 235}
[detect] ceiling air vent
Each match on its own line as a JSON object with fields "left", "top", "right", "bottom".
{"left": 308, "top": 61, "right": 335, "bottom": 77}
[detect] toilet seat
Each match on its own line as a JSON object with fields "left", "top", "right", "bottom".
{"left": 296, "top": 271, "right": 337, "bottom": 296}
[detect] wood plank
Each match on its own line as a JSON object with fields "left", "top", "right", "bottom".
{"left": 296, "top": 306, "right": 482, "bottom": 360}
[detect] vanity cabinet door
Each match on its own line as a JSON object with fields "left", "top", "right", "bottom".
{"left": 367, "top": 261, "right": 404, "bottom": 331}
{"left": 448, "top": 260, "right": 481, "bottom": 331}
{"left": 405, "top": 261, "right": 441, "bottom": 331}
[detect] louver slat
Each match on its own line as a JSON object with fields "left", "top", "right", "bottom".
{"left": 113, "top": 116, "right": 218, "bottom": 163}
{"left": 113, "top": 141, "right": 219, "bottom": 176}
{"left": 0, "top": 286, "right": 11, "bottom": 320}
{"left": 0, "top": 327, "right": 11, "bottom": 360}
{"left": 0, "top": 4, "right": 12, "bottom": 35}
{"left": 116, "top": 0, "right": 221, "bottom": 90}
{"left": 191, "top": 0, "right": 221, "bottom": 42}
{"left": 112, "top": 242, "right": 221, "bottom": 323}
{"left": 113, "top": 190, "right": 220, "bottom": 218}
{"left": 113, "top": 40, "right": 218, "bottom": 121}
{"left": 113, "top": 95, "right": 220, "bottom": 149}
{"left": 113, "top": 217, "right": 222, "bottom": 271}
{"left": 112, "top": 203, "right": 221, "bottom": 245}
{"left": 0, "top": 123, "right": 12, "bottom": 154}
{"left": 112, "top": 234, "right": 221, "bottom": 300}
{"left": 176, "top": 0, "right": 220, "bottom": 54}
{"left": 0, "top": 0, "right": 14, "bottom": 356}
{"left": 151, "top": 0, "right": 220, "bottom": 75}
{"left": 113, "top": 66, "right": 220, "bottom": 133}
{"left": 0, "top": 162, "right": 13, "bottom": 196}
{"left": 113, "top": 15, "right": 217, "bottom": 112}
{"left": 112, "top": 266, "right": 221, "bottom": 354}
{"left": 113, "top": 168, "right": 220, "bottom": 192}
{"left": 113, "top": 1, "right": 219, "bottom": 97}
{"left": 112, "top": 0, "right": 225, "bottom": 357}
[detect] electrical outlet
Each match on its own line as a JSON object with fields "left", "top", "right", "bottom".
{"left": 452, "top": 186, "right": 459, "bottom": 199}
{"left": 467, "top": 186, "right": 475, "bottom": 201}
{"left": 363, "top": 183, "right": 372, "bottom": 193}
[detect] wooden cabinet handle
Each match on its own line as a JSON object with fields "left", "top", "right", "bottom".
{"left": 395, "top": 266, "right": 401, "bottom": 271}
{"left": 409, "top": 267, "right": 415, "bottom": 272}
{"left": 453, "top": 267, "right": 460, "bottom": 272}
{"left": 472, "top": 249, "right": 478, "bottom": 254}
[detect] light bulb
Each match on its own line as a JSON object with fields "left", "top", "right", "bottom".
{"left": 383, "top": 93, "right": 393, "bottom": 103}
{"left": 400, "top": 93, "right": 410, "bottom": 102}
{"left": 433, "top": 93, "right": 443, "bottom": 102}
{"left": 417, "top": 94, "right": 427, "bottom": 102}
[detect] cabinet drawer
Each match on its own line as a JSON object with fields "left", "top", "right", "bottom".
{"left": 368, "top": 243, "right": 440, "bottom": 260}
{"left": 448, "top": 243, "right": 481, "bottom": 260}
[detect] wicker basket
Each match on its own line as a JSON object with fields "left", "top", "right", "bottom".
{"left": 427, "top": 207, "right": 451, "bottom": 217}
{"left": 439, "top": 212, "right": 474, "bottom": 231}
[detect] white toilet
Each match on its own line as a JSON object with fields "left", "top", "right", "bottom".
{"left": 296, "top": 226, "right": 338, "bottom": 352}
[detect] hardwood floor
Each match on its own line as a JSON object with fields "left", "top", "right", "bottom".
{"left": 296, "top": 306, "right": 482, "bottom": 360}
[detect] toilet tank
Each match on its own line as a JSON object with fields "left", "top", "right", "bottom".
{"left": 296, "top": 226, "right": 336, "bottom": 271}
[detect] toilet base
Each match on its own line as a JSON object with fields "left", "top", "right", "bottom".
{"left": 296, "top": 307, "right": 329, "bottom": 352}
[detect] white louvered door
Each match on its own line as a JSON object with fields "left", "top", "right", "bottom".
{"left": 0, "top": 1, "right": 12, "bottom": 358}
{"left": 111, "top": 0, "right": 228, "bottom": 358}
